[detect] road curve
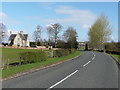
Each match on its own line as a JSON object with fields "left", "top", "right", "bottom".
{"left": 2, "top": 51, "right": 119, "bottom": 89}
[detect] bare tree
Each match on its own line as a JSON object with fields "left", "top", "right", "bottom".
{"left": 46, "top": 24, "right": 53, "bottom": 46}
{"left": 88, "top": 14, "right": 112, "bottom": 51}
{"left": 33, "top": 25, "right": 42, "bottom": 46}
{"left": 51, "top": 23, "right": 62, "bottom": 48}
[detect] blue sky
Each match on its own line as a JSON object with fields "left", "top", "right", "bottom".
{"left": 1, "top": 2, "right": 118, "bottom": 42}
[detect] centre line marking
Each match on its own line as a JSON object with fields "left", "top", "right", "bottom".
{"left": 92, "top": 52, "right": 95, "bottom": 57}
{"left": 47, "top": 70, "right": 78, "bottom": 90}
{"left": 91, "top": 52, "right": 96, "bottom": 60}
{"left": 92, "top": 56, "right": 95, "bottom": 60}
{"left": 83, "top": 61, "right": 91, "bottom": 67}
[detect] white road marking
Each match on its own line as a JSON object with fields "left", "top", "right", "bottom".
{"left": 83, "top": 52, "right": 96, "bottom": 67}
{"left": 91, "top": 52, "right": 96, "bottom": 60}
{"left": 47, "top": 70, "right": 78, "bottom": 90}
{"left": 47, "top": 52, "right": 96, "bottom": 90}
{"left": 83, "top": 61, "right": 91, "bottom": 67}
{"left": 92, "top": 56, "right": 95, "bottom": 60}
{"left": 92, "top": 52, "right": 96, "bottom": 57}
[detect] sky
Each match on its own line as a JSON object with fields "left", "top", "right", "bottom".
{"left": 0, "top": 2, "right": 118, "bottom": 42}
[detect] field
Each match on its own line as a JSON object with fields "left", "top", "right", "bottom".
{"left": 2, "top": 48, "right": 40, "bottom": 63}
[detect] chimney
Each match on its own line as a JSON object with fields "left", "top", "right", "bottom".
{"left": 10, "top": 31, "right": 12, "bottom": 35}
{"left": 20, "top": 31, "right": 23, "bottom": 34}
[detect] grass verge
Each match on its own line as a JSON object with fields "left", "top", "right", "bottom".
{"left": 1, "top": 51, "right": 81, "bottom": 79}
{"left": 110, "top": 54, "right": 120, "bottom": 62}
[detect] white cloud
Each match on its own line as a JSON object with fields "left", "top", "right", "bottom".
{"left": 82, "top": 24, "right": 91, "bottom": 29}
{"left": 44, "top": 6, "right": 97, "bottom": 29}
{"left": 38, "top": 2, "right": 56, "bottom": 10}
{"left": 111, "top": 35, "right": 118, "bottom": 42}
{"left": 0, "top": 12, "right": 7, "bottom": 19}
{"left": 0, "top": 12, "right": 21, "bottom": 25}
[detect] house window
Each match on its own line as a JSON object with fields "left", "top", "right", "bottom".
{"left": 18, "top": 38, "right": 20, "bottom": 41}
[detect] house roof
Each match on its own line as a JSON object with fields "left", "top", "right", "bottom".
{"left": 9, "top": 33, "right": 28, "bottom": 41}
{"left": 19, "top": 34, "right": 28, "bottom": 40}
{"left": 23, "top": 34, "right": 28, "bottom": 40}
{"left": 9, "top": 34, "right": 17, "bottom": 41}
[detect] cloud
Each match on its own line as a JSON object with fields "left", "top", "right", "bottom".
{"left": 0, "top": 12, "right": 22, "bottom": 36}
{"left": 0, "top": 12, "right": 21, "bottom": 25}
{"left": 82, "top": 24, "right": 91, "bottom": 29}
{"left": 0, "top": 12, "right": 7, "bottom": 19}
{"left": 38, "top": 2, "right": 56, "bottom": 10}
{"left": 44, "top": 6, "right": 97, "bottom": 29}
{"left": 111, "top": 35, "right": 118, "bottom": 42}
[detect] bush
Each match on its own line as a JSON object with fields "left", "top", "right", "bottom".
{"left": 20, "top": 51, "right": 48, "bottom": 64}
{"left": 69, "top": 48, "right": 76, "bottom": 54}
{"left": 20, "top": 52, "right": 36, "bottom": 64}
{"left": 106, "top": 50, "right": 120, "bottom": 55}
{"left": 53, "top": 50, "right": 63, "bottom": 57}
{"left": 53, "top": 49, "right": 76, "bottom": 57}
{"left": 38, "top": 50, "right": 48, "bottom": 61}
{"left": 30, "top": 42, "right": 36, "bottom": 47}
{"left": 62, "top": 49, "right": 70, "bottom": 56}
{"left": 45, "top": 50, "right": 54, "bottom": 58}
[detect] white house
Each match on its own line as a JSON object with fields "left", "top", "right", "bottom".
{"left": 8, "top": 31, "right": 30, "bottom": 47}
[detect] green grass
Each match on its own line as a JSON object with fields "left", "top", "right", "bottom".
{"left": 2, "top": 48, "right": 41, "bottom": 63}
{"left": 1, "top": 51, "right": 81, "bottom": 78}
{"left": 110, "top": 54, "right": 120, "bottom": 62}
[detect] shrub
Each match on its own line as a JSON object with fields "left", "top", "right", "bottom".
{"left": 45, "top": 50, "right": 53, "bottom": 58}
{"left": 53, "top": 49, "right": 75, "bottom": 57}
{"left": 62, "top": 49, "right": 70, "bottom": 56}
{"left": 53, "top": 50, "right": 63, "bottom": 57}
{"left": 38, "top": 50, "right": 48, "bottom": 61}
{"left": 20, "top": 52, "right": 36, "bottom": 64}
{"left": 69, "top": 48, "right": 76, "bottom": 54}
{"left": 20, "top": 51, "right": 48, "bottom": 64}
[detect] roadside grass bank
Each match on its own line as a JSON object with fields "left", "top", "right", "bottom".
{"left": 1, "top": 51, "right": 81, "bottom": 79}
{"left": 110, "top": 54, "right": 120, "bottom": 63}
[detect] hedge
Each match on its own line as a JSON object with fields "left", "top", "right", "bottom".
{"left": 53, "top": 48, "right": 76, "bottom": 57}
{"left": 20, "top": 51, "right": 47, "bottom": 64}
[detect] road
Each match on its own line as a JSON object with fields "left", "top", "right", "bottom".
{"left": 2, "top": 51, "right": 119, "bottom": 89}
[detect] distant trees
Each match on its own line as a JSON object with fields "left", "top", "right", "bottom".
{"left": 51, "top": 23, "right": 62, "bottom": 48}
{"left": 63, "top": 27, "right": 78, "bottom": 49}
{"left": 105, "top": 41, "right": 119, "bottom": 52}
{"left": 88, "top": 14, "right": 112, "bottom": 50}
{"left": 56, "top": 40, "right": 66, "bottom": 48}
{"left": 46, "top": 23, "right": 62, "bottom": 48}
{"left": 32, "top": 24, "right": 78, "bottom": 49}
{"left": 46, "top": 24, "right": 53, "bottom": 46}
{"left": 33, "top": 25, "right": 42, "bottom": 46}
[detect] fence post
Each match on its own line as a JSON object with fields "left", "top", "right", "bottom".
{"left": 7, "top": 59, "right": 9, "bottom": 69}
{"left": 20, "top": 57, "right": 21, "bottom": 65}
